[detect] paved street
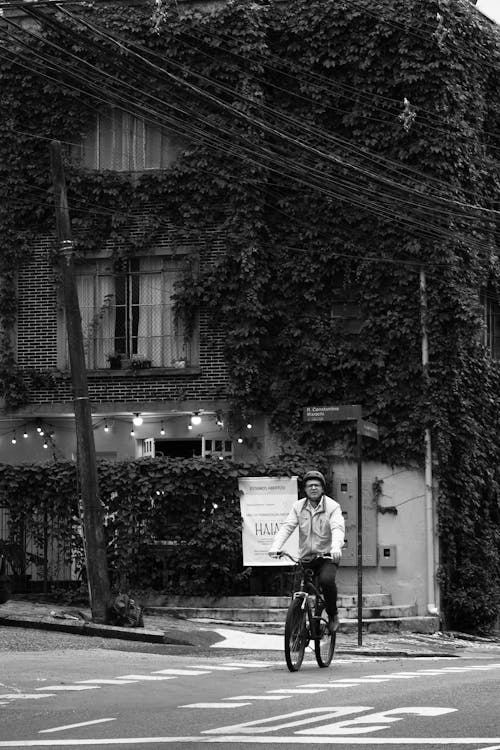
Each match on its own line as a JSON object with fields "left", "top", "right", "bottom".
{"left": 1, "top": 625, "right": 500, "bottom": 748}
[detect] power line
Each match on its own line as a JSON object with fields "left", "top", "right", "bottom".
{"left": 1, "top": 5, "right": 497, "bottom": 255}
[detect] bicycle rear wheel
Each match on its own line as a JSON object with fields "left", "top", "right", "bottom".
{"left": 313, "top": 603, "right": 335, "bottom": 668}
{"left": 284, "top": 597, "right": 307, "bottom": 672}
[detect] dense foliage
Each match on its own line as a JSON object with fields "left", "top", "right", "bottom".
{"left": 1, "top": 0, "right": 500, "bottom": 628}
{"left": 0, "top": 452, "right": 328, "bottom": 596}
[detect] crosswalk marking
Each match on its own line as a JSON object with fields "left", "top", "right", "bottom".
{"left": 0, "top": 694, "right": 56, "bottom": 701}
{"left": 75, "top": 680, "right": 136, "bottom": 685}
{"left": 39, "top": 718, "right": 116, "bottom": 734}
{"left": 223, "top": 695, "right": 289, "bottom": 701}
{"left": 116, "top": 675, "right": 176, "bottom": 681}
{"left": 152, "top": 669, "right": 209, "bottom": 676}
{"left": 267, "top": 689, "right": 328, "bottom": 695}
{"left": 180, "top": 702, "right": 251, "bottom": 708}
{"left": 35, "top": 686, "right": 100, "bottom": 692}
{"left": 191, "top": 666, "right": 243, "bottom": 671}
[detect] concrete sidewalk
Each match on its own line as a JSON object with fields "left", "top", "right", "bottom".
{"left": 0, "top": 597, "right": 494, "bottom": 657}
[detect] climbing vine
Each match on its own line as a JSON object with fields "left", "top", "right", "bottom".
{"left": 1, "top": 0, "right": 500, "bottom": 628}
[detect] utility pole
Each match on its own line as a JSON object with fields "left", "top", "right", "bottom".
{"left": 50, "top": 140, "right": 110, "bottom": 623}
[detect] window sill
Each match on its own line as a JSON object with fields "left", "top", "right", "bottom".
{"left": 85, "top": 366, "right": 201, "bottom": 378}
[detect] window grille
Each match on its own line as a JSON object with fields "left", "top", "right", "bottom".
{"left": 482, "top": 290, "right": 500, "bottom": 359}
{"left": 61, "top": 256, "right": 192, "bottom": 370}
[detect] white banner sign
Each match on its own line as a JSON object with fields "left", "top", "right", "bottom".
{"left": 239, "top": 476, "right": 299, "bottom": 566}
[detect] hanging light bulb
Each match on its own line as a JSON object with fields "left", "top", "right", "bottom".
{"left": 43, "top": 439, "right": 48, "bottom": 449}
{"left": 246, "top": 422, "right": 253, "bottom": 430}
{"left": 104, "top": 422, "right": 109, "bottom": 433}
{"left": 237, "top": 436, "right": 244, "bottom": 444}
{"left": 130, "top": 426, "right": 135, "bottom": 436}
{"left": 11, "top": 433, "right": 17, "bottom": 445}
{"left": 36, "top": 422, "right": 42, "bottom": 433}
{"left": 133, "top": 413, "right": 143, "bottom": 426}
{"left": 188, "top": 423, "right": 193, "bottom": 431}
{"left": 190, "top": 412, "right": 202, "bottom": 426}
{"left": 23, "top": 428, "right": 28, "bottom": 439}
{"left": 160, "top": 422, "right": 165, "bottom": 435}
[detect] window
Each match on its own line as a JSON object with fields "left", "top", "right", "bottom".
{"left": 60, "top": 255, "right": 194, "bottom": 370}
{"left": 73, "top": 109, "right": 187, "bottom": 172}
{"left": 482, "top": 289, "right": 500, "bottom": 359}
{"left": 203, "top": 439, "right": 233, "bottom": 459}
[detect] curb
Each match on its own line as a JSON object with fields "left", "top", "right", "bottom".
{"left": 0, "top": 612, "right": 464, "bottom": 657}
{"left": 0, "top": 613, "right": 221, "bottom": 647}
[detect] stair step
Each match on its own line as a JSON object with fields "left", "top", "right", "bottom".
{"left": 144, "top": 593, "right": 392, "bottom": 610}
{"left": 188, "top": 616, "right": 441, "bottom": 635}
{"left": 146, "top": 603, "right": 418, "bottom": 623}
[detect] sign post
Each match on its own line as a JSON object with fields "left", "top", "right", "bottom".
{"left": 303, "top": 405, "right": 379, "bottom": 646}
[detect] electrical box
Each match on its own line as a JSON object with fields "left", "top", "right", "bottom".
{"left": 334, "top": 476, "right": 377, "bottom": 567}
{"left": 378, "top": 544, "right": 397, "bottom": 567}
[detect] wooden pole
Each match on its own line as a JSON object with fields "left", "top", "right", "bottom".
{"left": 49, "top": 140, "right": 110, "bottom": 623}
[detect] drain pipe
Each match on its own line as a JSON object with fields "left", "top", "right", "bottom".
{"left": 420, "top": 269, "right": 438, "bottom": 616}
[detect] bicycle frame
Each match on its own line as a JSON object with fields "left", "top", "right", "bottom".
{"left": 279, "top": 551, "right": 336, "bottom": 671}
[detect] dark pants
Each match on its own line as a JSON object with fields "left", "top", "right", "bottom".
{"left": 303, "top": 557, "right": 339, "bottom": 621}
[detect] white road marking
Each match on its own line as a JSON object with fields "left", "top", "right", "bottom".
{"left": 35, "top": 685, "right": 99, "bottom": 692}
{"left": 74, "top": 680, "right": 136, "bottom": 685}
{"left": 152, "top": 669, "right": 209, "bottom": 676}
{"left": 2, "top": 737, "right": 500, "bottom": 746}
{"left": 222, "top": 661, "right": 274, "bottom": 667}
{"left": 204, "top": 707, "right": 371, "bottom": 734}
{"left": 297, "top": 706, "right": 456, "bottom": 736}
{"left": 180, "top": 702, "right": 251, "bottom": 708}
{"left": 115, "top": 675, "right": 175, "bottom": 681}
{"left": 190, "top": 666, "right": 242, "bottom": 671}
{"left": 39, "top": 719, "right": 116, "bottom": 734}
{"left": 0, "top": 694, "right": 56, "bottom": 701}
{"left": 223, "top": 695, "right": 289, "bottom": 701}
{"left": 267, "top": 689, "right": 327, "bottom": 695}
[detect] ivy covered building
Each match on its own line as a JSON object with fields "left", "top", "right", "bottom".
{"left": 1, "top": 0, "right": 500, "bottom": 629}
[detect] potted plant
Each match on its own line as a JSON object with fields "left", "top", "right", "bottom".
{"left": 107, "top": 352, "right": 124, "bottom": 369}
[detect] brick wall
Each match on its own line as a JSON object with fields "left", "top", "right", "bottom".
{"left": 16, "top": 216, "right": 230, "bottom": 405}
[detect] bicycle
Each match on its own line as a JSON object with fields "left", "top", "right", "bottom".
{"left": 276, "top": 551, "right": 336, "bottom": 672}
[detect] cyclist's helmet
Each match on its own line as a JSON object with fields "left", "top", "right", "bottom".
{"left": 302, "top": 470, "right": 326, "bottom": 489}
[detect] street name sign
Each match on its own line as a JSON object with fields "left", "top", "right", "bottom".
{"left": 303, "top": 405, "right": 362, "bottom": 422}
{"left": 357, "top": 420, "right": 379, "bottom": 440}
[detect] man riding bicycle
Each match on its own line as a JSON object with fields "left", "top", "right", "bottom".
{"left": 268, "top": 470, "right": 345, "bottom": 633}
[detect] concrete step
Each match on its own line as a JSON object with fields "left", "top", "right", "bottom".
{"left": 145, "top": 602, "right": 418, "bottom": 624}
{"left": 187, "top": 616, "right": 440, "bottom": 635}
{"left": 144, "top": 593, "right": 393, "bottom": 610}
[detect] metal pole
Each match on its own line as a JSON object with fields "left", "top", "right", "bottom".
{"left": 357, "top": 419, "right": 363, "bottom": 646}
{"left": 420, "top": 268, "right": 438, "bottom": 616}
{"left": 49, "top": 140, "right": 111, "bottom": 623}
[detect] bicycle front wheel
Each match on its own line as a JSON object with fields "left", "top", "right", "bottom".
{"left": 284, "top": 597, "right": 307, "bottom": 672}
{"left": 314, "top": 603, "right": 335, "bottom": 668}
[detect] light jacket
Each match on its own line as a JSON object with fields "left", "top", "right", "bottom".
{"left": 269, "top": 494, "right": 345, "bottom": 560}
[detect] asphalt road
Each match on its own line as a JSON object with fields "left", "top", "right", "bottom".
{"left": 1, "top": 626, "right": 500, "bottom": 748}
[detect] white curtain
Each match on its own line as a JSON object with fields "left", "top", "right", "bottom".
{"left": 76, "top": 264, "right": 115, "bottom": 369}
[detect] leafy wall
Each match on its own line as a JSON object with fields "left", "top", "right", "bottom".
{"left": 1, "top": 0, "right": 500, "bottom": 628}
{"left": 0, "top": 453, "right": 328, "bottom": 596}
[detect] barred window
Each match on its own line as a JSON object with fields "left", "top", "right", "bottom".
{"left": 73, "top": 109, "right": 187, "bottom": 172}
{"left": 482, "top": 289, "right": 500, "bottom": 359}
{"left": 60, "top": 256, "right": 194, "bottom": 370}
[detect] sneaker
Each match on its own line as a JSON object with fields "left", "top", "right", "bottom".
{"left": 329, "top": 615, "right": 339, "bottom": 634}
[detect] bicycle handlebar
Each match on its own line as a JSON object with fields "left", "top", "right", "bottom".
{"left": 271, "top": 551, "right": 332, "bottom": 564}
